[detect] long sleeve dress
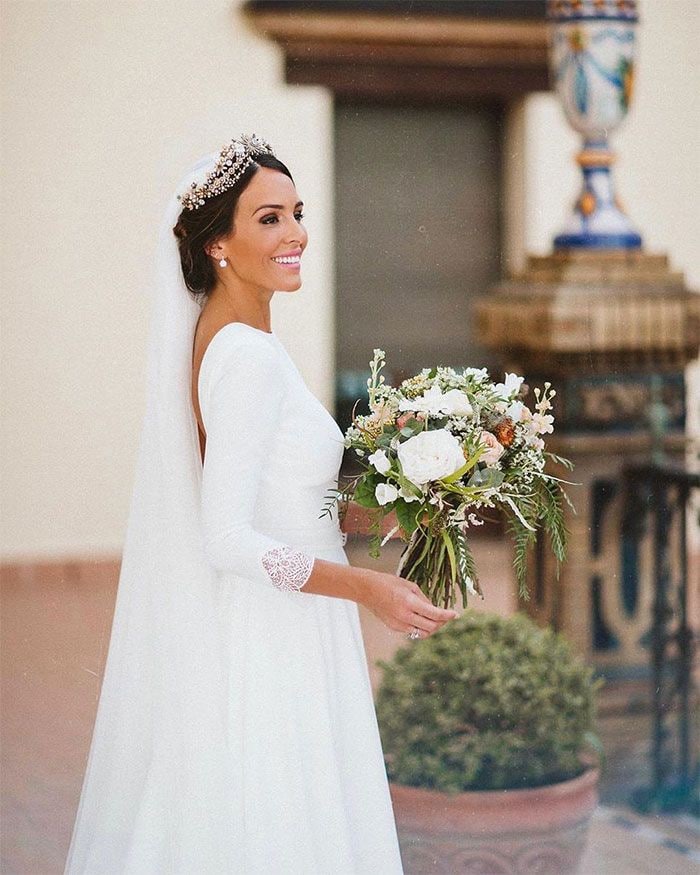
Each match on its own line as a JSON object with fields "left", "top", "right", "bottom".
{"left": 197, "top": 321, "right": 404, "bottom": 874}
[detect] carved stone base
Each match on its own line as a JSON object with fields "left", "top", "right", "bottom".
{"left": 475, "top": 250, "right": 700, "bottom": 376}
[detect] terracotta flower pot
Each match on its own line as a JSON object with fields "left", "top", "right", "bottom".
{"left": 389, "top": 766, "right": 600, "bottom": 874}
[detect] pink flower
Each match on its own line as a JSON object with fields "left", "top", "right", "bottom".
{"left": 478, "top": 430, "right": 505, "bottom": 466}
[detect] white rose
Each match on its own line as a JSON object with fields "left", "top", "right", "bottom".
{"left": 441, "top": 389, "right": 473, "bottom": 416}
{"left": 375, "top": 482, "right": 399, "bottom": 506}
{"left": 397, "top": 429, "right": 466, "bottom": 486}
{"left": 368, "top": 448, "right": 391, "bottom": 474}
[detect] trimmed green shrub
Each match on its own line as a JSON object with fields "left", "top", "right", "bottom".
{"left": 375, "top": 610, "right": 604, "bottom": 793}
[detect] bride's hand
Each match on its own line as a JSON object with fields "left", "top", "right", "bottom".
{"left": 359, "top": 570, "right": 458, "bottom": 638}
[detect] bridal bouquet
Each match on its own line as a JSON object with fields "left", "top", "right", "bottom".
{"left": 325, "top": 349, "right": 575, "bottom": 610}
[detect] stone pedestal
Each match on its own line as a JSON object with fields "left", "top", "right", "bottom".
{"left": 475, "top": 250, "right": 699, "bottom": 671}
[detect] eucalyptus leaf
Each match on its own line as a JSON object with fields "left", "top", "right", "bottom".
{"left": 468, "top": 467, "right": 503, "bottom": 488}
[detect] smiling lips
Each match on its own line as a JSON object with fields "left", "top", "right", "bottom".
{"left": 272, "top": 249, "right": 302, "bottom": 269}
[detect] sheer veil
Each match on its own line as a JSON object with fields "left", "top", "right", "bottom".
{"left": 64, "top": 153, "right": 240, "bottom": 873}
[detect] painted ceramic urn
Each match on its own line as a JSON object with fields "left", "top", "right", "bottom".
{"left": 547, "top": 0, "right": 642, "bottom": 249}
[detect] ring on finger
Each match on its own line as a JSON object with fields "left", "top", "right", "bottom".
{"left": 407, "top": 627, "right": 421, "bottom": 640}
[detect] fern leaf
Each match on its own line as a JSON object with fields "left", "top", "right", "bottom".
{"left": 448, "top": 526, "right": 481, "bottom": 605}
{"left": 506, "top": 514, "right": 537, "bottom": 601}
{"left": 539, "top": 477, "right": 569, "bottom": 568}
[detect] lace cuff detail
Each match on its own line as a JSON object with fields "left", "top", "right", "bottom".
{"left": 261, "top": 545, "right": 314, "bottom": 592}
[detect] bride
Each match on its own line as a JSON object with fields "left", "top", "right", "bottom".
{"left": 64, "top": 134, "right": 458, "bottom": 874}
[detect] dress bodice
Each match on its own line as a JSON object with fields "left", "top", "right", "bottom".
{"left": 197, "top": 323, "right": 347, "bottom": 591}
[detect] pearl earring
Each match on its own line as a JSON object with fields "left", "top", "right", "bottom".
{"left": 219, "top": 257, "right": 228, "bottom": 267}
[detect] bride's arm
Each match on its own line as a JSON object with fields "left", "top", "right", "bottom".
{"left": 200, "top": 333, "right": 319, "bottom": 592}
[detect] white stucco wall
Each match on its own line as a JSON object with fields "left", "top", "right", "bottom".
{"left": 1, "top": 0, "right": 334, "bottom": 559}
{"left": 1, "top": 0, "right": 697, "bottom": 558}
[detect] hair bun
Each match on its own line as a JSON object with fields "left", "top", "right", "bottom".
{"left": 172, "top": 219, "right": 188, "bottom": 241}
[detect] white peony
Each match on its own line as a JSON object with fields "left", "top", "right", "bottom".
{"left": 368, "top": 448, "right": 391, "bottom": 474}
{"left": 375, "top": 482, "right": 399, "bottom": 506}
{"left": 397, "top": 429, "right": 466, "bottom": 486}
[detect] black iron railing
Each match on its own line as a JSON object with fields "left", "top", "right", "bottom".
{"left": 621, "top": 461, "right": 700, "bottom": 814}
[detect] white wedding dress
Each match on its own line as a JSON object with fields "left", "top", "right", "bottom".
{"left": 193, "top": 321, "right": 404, "bottom": 873}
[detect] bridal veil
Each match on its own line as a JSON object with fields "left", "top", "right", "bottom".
{"left": 64, "top": 153, "right": 240, "bottom": 873}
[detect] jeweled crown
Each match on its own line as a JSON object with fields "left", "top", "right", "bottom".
{"left": 176, "top": 133, "right": 275, "bottom": 211}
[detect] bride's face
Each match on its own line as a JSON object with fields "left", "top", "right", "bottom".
{"left": 216, "top": 166, "right": 308, "bottom": 293}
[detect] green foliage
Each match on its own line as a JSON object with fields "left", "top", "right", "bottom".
{"left": 467, "top": 467, "right": 504, "bottom": 489}
{"left": 447, "top": 526, "right": 480, "bottom": 606}
{"left": 507, "top": 515, "right": 537, "bottom": 602}
{"left": 375, "top": 611, "right": 604, "bottom": 793}
{"left": 353, "top": 472, "right": 380, "bottom": 508}
{"left": 397, "top": 416, "right": 426, "bottom": 439}
{"left": 319, "top": 487, "right": 343, "bottom": 521}
{"left": 538, "top": 477, "right": 569, "bottom": 567}
{"left": 375, "top": 432, "right": 395, "bottom": 449}
{"left": 544, "top": 451, "right": 574, "bottom": 471}
{"left": 394, "top": 498, "right": 421, "bottom": 536}
{"left": 499, "top": 471, "right": 572, "bottom": 601}
{"left": 367, "top": 507, "right": 384, "bottom": 559}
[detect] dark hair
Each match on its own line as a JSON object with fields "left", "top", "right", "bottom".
{"left": 173, "top": 152, "right": 294, "bottom": 302}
